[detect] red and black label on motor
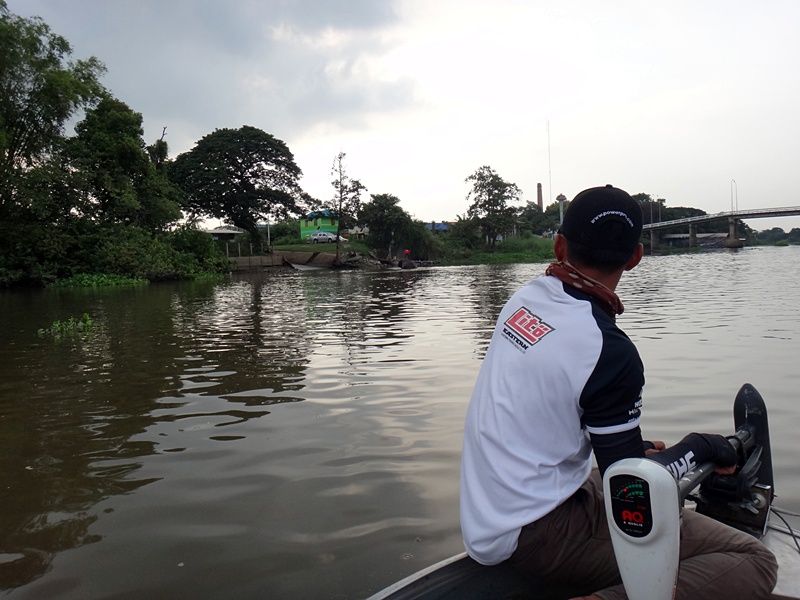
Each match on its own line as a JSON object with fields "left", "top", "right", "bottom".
{"left": 609, "top": 474, "right": 653, "bottom": 538}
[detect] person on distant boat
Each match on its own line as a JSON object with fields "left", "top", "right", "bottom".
{"left": 400, "top": 248, "right": 416, "bottom": 269}
{"left": 460, "top": 185, "right": 778, "bottom": 599}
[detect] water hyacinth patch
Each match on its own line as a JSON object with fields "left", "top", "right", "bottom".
{"left": 38, "top": 314, "right": 95, "bottom": 338}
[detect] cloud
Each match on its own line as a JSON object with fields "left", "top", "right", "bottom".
{"left": 9, "top": 0, "right": 800, "bottom": 230}
{"left": 16, "top": 0, "right": 407, "bottom": 143}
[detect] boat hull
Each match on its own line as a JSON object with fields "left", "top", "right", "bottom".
{"left": 365, "top": 551, "right": 575, "bottom": 600}
{"left": 368, "top": 385, "right": 798, "bottom": 599}
{"left": 367, "top": 522, "right": 799, "bottom": 600}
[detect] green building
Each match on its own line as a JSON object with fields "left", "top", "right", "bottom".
{"left": 300, "top": 210, "right": 340, "bottom": 241}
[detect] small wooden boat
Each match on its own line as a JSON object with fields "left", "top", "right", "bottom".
{"left": 367, "top": 384, "right": 800, "bottom": 600}
{"left": 369, "top": 252, "right": 398, "bottom": 267}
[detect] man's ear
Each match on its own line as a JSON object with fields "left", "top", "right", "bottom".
{"left": 624, "top": 243, "right": 644, "bottom": 271}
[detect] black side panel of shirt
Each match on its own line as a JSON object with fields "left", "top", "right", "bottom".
{"left": 560, "top": 285, "right": 646, "bottom": 476}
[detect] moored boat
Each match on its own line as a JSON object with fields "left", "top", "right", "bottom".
{"left": 286, "top": 261, "right": 328, "bottom": 271}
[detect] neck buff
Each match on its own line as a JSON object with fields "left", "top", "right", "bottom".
{"left": 545, "top": 261, "right": 624, "bottom": 318}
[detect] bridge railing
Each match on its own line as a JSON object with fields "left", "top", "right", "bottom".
{"left": 643, "top": 207, "right": 800, "bottom": 230}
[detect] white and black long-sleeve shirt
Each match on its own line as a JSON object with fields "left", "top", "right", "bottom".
{"left": 460, "top": 274, "right": 644, "bottom": 565}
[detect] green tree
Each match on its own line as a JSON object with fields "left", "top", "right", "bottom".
{"left": 518, "top": 200, "right": 562, "bottom": 236}
{"left": 299, "top": 191, "right": 322, "bottom": 213}
{"left": 756, "top": 227, "right": 787, "bottom": 245}
{"left": 0, "top": 1, "right": 105, "bottom": 206}
{"left": 147, "top": 127, "right": 169, "bottom": 175}
{"left": 66, "top": 96, "right": 182, "bottom": 230}
{"left": 465, "top": 166, "right": 521, "bottom": 251}
{"left": 327, "top": 152, "right": 366, "bottom": 261}
{"left": 0, "top": 2, "right": 106, "bottom": 285}
{"left": 632, "top": 193, "right": 667, "bottom": 226}
{"left": 0, "top": 159, "right": 88, "bottom": 284}
{"left": 401, "top": 220, "right": 439, "bottom": 261}
{"left": 359, "top": 193, "right": 413, "bottom": 257}
{"left": 170, "top": 126, "right": 304, "bottom": 242}
{"left": 270, "top": 218, "right": 301, "bottom": 244}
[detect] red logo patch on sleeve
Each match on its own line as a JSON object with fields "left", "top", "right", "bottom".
{"left": 502, "top": 307, "right": 554, "bottom": 351}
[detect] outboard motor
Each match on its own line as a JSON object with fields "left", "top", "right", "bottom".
{"left": 604, "top": 458, "right": 682, "bottom": 600}
{"left": 603, "top": 383, "right": 774, "bottom": 600}
{"left": 693, "top": 384, "right": 774, "bottom": 539}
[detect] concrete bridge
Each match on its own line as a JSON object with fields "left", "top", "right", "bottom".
{"left": 643, "top": 206, "right": 800, "bottom": 249}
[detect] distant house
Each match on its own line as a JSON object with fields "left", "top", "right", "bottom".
{"left": 425, "top": 221, "right": 450, "bottom": 234}
{"left": 300, "top": 210, "right": 339, "bottom": 241}
{"left": 206, "top": 226, "right": 244, "bottom": 241}
{"left": 347, "top": 225, "right": 369, "bottom": 239}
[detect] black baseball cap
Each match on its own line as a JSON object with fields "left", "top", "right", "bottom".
{"left": 558, "top": 185, "right": 643, "bottom": 252}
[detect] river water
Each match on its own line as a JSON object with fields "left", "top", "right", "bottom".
{"left": 1, "top": 246, "right": 799, "bottom": 599}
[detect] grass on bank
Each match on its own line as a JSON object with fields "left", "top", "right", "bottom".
{"left": 273, "top": 236, "right": 556, "bottom": 265}
{"left": 49, "top": 272, "right": 227, "bottom": 288}
{"left": 49, "top": 274, "right": 149, "bottom": 288}
{"left": 46, "top": 236, "right": 553, "bottom": 288}
{"left": 438, "top": 236, "right": 556, "bottom": 266}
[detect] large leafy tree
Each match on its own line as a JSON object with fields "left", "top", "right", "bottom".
{"left": 66, "top": 96, "right": 182, "bottom": 230}
{"left": 170, "top": 126, "right": 304, "bottom": 242}
{"left": 359, "top": 193, "right": 413, "bottom": 257}
{"left": 0, "top": 1, "right": 105, "bottom": 206}
{"left": 632, "top": 192, "right": 667, "bottom": 226}
{"left": 465, "top": 166, "right": 521, "bottom": 251}
{"left": 147, "top": 127, "right": 169, "bottom": 175}
{"left": 1, "top": 158, "right": 85, "bottom": 284}
{"left": 447, "top": 214, "right": 484, "bottom": 250}
{"left": 632, "top": 192, "right": 728, "bottom": 234}
{"left": 518, "top": 200, "right": 562, "bottom": 236}
{"left": 0, "top": 1, "right": 105, "bottom": 285}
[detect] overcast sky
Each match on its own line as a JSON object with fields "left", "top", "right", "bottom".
{"left": 11, "top": 0, "right": 800, "bottom": 231}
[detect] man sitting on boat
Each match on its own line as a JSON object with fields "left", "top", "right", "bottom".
{"left": 460, "top": 185, "right": 778, "bottom": 599}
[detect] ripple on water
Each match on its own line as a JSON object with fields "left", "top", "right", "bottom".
{"left": 2, "top": 249, "right": 800, "bottom": 599}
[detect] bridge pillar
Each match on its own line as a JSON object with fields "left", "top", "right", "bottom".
{"left": 689, "top": 224, "right": 697, "bottom": 248}
{"left": 650, "top": 229, "right": 660, "bottom": 251}
{"left": 725, "top": 217, "right": 744, "bottom": 248}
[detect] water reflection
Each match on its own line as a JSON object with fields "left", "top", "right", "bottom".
{"left": 0, "top": 275, "right": 318, "bottom": 589}
{"left": 0, "top": 268, "right": 455, "bottom": 592}
{"left": 0, "top": 286, "right": 171, "bottom": 586}
{"left": 1, "top": 249, "right": 799, "bottom": 599}
{"left": 171, "top": 277, "right": 313, "bottom": 405}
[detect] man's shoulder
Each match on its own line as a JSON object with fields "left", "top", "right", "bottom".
{"left": 509, "top": 274, "right": 573, "bottom": 302}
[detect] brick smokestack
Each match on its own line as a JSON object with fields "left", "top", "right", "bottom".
{"left": 537, "top": 183, "right": 543, "bottom": 211}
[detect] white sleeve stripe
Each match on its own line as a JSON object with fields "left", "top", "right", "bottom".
{"left": 585, "top": 418, "right": 640, "bottom": 435}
